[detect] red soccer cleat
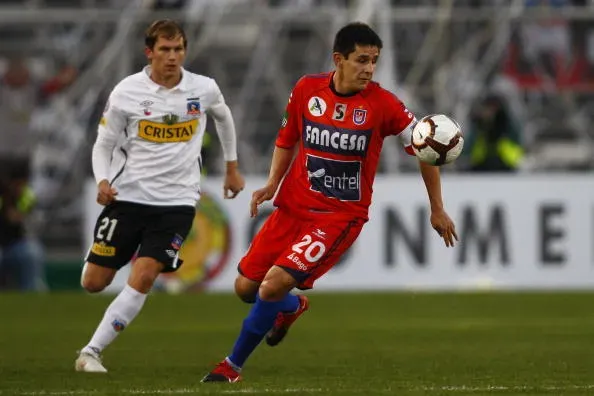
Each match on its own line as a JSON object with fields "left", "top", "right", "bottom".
{"left": 265, "top": 295, "right": 309, "bottom": 346}
{"left": 201, "top": 359, "right": 241, "bottom": 383}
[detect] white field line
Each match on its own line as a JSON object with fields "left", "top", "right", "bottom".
{"left": 7, "top": 384, "right": 594, "bottom": 395}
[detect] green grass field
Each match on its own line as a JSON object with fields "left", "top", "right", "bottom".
{"left": 1, "top": 292, "right": 594, "bottom": 396}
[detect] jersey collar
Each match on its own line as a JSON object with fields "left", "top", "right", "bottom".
{"left": 142, "top": 65, "right": 191, "bottom": 93}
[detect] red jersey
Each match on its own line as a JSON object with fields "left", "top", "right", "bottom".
{"left": 274, "top": 72, "right": 416, "bottom": 221}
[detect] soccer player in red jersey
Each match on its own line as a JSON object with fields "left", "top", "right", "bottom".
{"left": 202, "top": 22, "right": 458, "bottom": 383}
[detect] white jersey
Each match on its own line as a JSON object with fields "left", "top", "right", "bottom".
{"left": 93, "top": 66, "right": 237, "bottom": 207}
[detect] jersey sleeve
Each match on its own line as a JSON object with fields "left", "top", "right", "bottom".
{"left": 382, "top": 92, "right": 417, "bottom": 155}
{"left": 205, "top": 78, "right": 238, "bottom": 161}
{"left": 204, "top": 77, "right": 224, "bottom": 110}
{"left": 93, "top": 87, "right": 128, "bottom": 184}
{"left": 275, "top": 78, "right": 304, "bottom": 148}
{"left": 98, "top": 88, "right": 128, "bottom": 140}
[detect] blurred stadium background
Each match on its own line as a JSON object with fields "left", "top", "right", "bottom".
{"left": 1, "top": 0, "right": 593, "bottom": 292}
{"left": 0, "top": 0, "right": 594, "bottom": 288}
{"left": 3, "top": 1, "right": 594, "bottom": 395}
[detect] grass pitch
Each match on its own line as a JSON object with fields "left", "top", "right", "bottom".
{"left": 1, "top": 292, "right": 594, "bottom": 395}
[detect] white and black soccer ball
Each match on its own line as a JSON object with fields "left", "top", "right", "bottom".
{"left": 411, "top": 114, "right": 464, "bottom": 166}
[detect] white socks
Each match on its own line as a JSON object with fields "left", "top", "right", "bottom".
{"left": 82, "top": 284, "right": 147, "bottom": 355}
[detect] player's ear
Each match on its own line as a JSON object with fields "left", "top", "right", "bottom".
{"left": 332, "top": 52, "right": 343, "bottom": 68}
{"left": 144, "top": 46, "right": 153, "bottom": 61}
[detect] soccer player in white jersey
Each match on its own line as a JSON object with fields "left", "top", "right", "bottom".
{"left": 74, "top": 19, "right": 245, "bottom": 373}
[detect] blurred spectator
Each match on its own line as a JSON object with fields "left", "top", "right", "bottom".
{"left": 0, "top": 58, "right": 37, "bottom": 170}
{"left": 0, "top": 160, "right": 46, "bottom": 291}
{"left": 521, "top": 0, "right": 571, "bottom": 80}
{"left": 464, "top": 95, "right": 524, "bottom": 172}
{"left": 39, "top": 63, "right": 78, "bottom": 103}
{"left": 0, "top": 57, "right": 78, "bottom": 176}
{"left": 502, "top": 0, "right": 594, "bottom": 90}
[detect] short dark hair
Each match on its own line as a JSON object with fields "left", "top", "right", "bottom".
{"left": 145, "top": 19, "right": 187, "bottom": 50}
{"left": 333, "top": 22, "right": 383, "bottom": 58}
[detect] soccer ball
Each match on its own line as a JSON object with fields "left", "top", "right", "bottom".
{"left": 411, "top": 114, "right": 464, "bottom": 165}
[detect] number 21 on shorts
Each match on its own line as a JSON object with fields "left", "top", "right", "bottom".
{"left": 291, "top": 234, "right": 326, "bottom": 263}
{"left": 96, "top": 217, "right": 118, "bottom": 242}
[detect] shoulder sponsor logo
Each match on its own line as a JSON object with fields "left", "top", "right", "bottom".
{"left": 332, "top": 103, "right": 347, "bottom": 121}
{"left": 281, "top": 110, "right": 289, "bottom": 128}
{"left": 138, "top": 119, "right": 198, "bottom": 143}
{"left": 353, "top": 108, "right": 367, "bottom": 125}
{"left": 99, "top": 117, "right": 106, "bottom": 126}
{"left": 404, "top": 107, "right": 413, "bottom": 119}
{"left": 303, "top": 118, "right": 371, "bottom": 157}
{"left": 308, "top": 96, "right": 326, "bottom": 117}
{"left": 91, "top": 242, "right": 116, "bottom": 257}
{"left": 306, "top": 154, "right": 361, "bottom": 201}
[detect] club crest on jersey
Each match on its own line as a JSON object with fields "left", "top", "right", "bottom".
{"left": 186, "top": 98, "right": 201, "bottom": 116}
{"left": 332, "top": 103, "right": 347, "bottom": 121}
{"left": 308, "top": 96, "right": 326, "bottom": 117}
{"left": 353, "top": 108, "right": 367, "bottom": 125}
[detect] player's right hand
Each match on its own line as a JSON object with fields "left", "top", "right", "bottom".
{"left": 97, "top": 179, "right": 118, "bottom": 206}
{"left": 250, "top": 183, "right": 277, "bottom": 218}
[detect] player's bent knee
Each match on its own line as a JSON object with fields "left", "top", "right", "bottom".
{"left": 258, "top": 280, "right": 287, "bottom": 302}
{"left": 235, "top": 286, "right": 257, "bottom": 303}
{"left": 258, "top": 266, "right": 299, "bottom": 301}
{"left": 81, "top": 277, "right": 109, "bottom": 293}
{"left": 234, "top": 275, "right": 259, "bottom": 303}
{"left": 80, "top": 262, "right": 116, "bottom": 293}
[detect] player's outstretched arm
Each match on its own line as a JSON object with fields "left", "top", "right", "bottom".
{"left": 92, "top": 122, "right": 119, "bottom": 206}
{"left": 418, "top": 160, "right": 458, "bottom": 247}
{"left": 223, "top": 160, "right": 245, "bottom": 199}
{"left": 93, "top": 91, "right": 128, "bottom": 206}
{"left": 250, "top": 145, "right": 295, "bottom": 217}
{"left": 207, "top": 80, "right": 244, "bottom": 199}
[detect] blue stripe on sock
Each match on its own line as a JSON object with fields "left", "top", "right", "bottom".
{"left": 228, "top": 294, "right": 299, "bottom": 367}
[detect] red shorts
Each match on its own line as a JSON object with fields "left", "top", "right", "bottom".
{"left": 238, "top": 208, "right": 364, "bottom": 289}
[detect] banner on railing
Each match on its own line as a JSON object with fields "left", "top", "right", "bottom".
{"left": 84, "top": 175, "right": 594, "bottom": 292}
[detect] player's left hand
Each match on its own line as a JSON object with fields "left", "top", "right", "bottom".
{"left": 223, "top": 168, "right": 245, "bottom": 199}
{"left": 430, "top": 208, "right": 458, "bottom": 247}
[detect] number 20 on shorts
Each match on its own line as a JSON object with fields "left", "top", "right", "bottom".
{"left": 291, "top": 234, "right": 326, "bottom": 263}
